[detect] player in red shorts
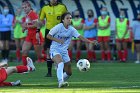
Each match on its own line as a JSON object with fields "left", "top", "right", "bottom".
{"left": 96, "top": 7, "right": 111, "bottom": 61}
{"left": 0, "top": 57, "right": 35, "bottom": 87}
{"left": 115, "top": 9, "right": 129, "bottom": 62}
{"left": 83, "top": 9, "right": 97, "bottom": 62}
{"left": 21, "top": 0, "right": 46, "bottom": 65}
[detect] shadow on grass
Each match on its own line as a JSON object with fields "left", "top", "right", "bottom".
{"left": 1, "top": 83, "right": 107, "bottom": 89}
{"left": 1, "top": 83, "right": 140, "bottom": 90}
{"left": 2, "top": 82, "right": 140, "bottom": 90}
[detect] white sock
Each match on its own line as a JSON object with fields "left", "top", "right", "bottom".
{"left": 63, "top": 72, "right": 70, "bottom": 81}
{"left": 57, "top": 62, "right": 64, "bottom": 83}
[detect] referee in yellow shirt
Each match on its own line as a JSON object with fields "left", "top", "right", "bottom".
{"left": 39, "top": 0, "right": 67, "bottom": 77}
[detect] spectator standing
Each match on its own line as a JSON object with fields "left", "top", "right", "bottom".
{"left": 115, "top": 10, "right": 129, "bottom": 62}
{"left": 132, "top": 13, "right": 140, "bottom": 63}
{"left": 0, "top": 5, "right": 14, "bottom": 63}
{"left": 96, "top": 7, "right": 111, "bottom": 61}
{"left": 13, "top": 8, "right": 27, "bottom": 62}
{"left": 83, "top": 9, "right": 97, "bottom": 62}
{"left": 21, "top": 0, "right": 46, "bottom": 66}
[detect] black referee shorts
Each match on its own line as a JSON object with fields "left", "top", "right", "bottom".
{"left": 44, "top": 29, "right": 52, "bottom": 48}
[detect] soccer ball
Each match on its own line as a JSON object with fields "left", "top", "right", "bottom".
{"left": 77, "top": 59, "right": 90, "bottom": 72}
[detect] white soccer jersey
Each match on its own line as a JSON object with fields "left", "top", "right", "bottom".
{"left": 49, "top": 23, "right": 80, "bottom": 51}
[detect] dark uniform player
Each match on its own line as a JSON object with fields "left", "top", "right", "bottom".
{"left": 39, "top": 0, "right": 67, "bottom": 77}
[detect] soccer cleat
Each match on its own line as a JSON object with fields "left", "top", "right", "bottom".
{"left": 58, "top": 82, "right": 69, "bottom": 88}
{"left": 26, "top": 57, "right": 36, "bottom": 71}
{"left": 0, "top": 60, "right": 8, "bottom": 68}
{"left": 12, "top": 80, "right": 21, "bottom": 86}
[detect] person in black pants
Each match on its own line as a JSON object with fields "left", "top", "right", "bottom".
{"left": 39, "top": 0, "right": 67, "bottom": 77}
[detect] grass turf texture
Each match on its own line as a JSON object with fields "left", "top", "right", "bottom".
{"left": 1, "top": 61, "right": 140, "bottom": 93}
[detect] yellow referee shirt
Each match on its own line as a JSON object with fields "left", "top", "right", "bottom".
{"left": 39, "top": 2, "right": 67, "bottom": 30}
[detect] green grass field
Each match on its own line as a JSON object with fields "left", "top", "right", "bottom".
{"left": 1, "top": 61, "right": 140, "bottom": 93}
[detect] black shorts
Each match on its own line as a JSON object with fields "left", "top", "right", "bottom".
{"left": 0, "top": 31, "right": 11, "bottom": 40}
{"left": 44, "top": 29, "right": 52, "bottom": 48}
{"left": 134, "top": 40, "right": 140, "bottom": 44}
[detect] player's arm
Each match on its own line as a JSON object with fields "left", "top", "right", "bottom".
{"left": 73, "top": 28, "right": 98, "bottom": 45}
{"left": 97, "top": 17, "right": 110, "bottom": 30}
{"left": 47, "top": 25, "right": 64, "bottom": 44}
{"left": 83, "top": 24, "right": 96, "bottom": 30}
{"left": 78, "top": 35, "right": 98, "bottom": 45}
{"left": 27, "top": 20, "right": 38, "bottom": 28}
{"left": 102, "top": 17, "right": 110, "bottom": 29}
{"left": 47, "top": 34, "right": 64, "bottom": 44}
{"left": 38, "top": 7, "right": 46, "bottom": 28}
{"left": 96, "top": 19, "right": 104, "bottom": 30}
{"left": 73, "top": 19, "right": 84, "bottom": 30}
{"left": 73, "top": 23, "right": 84, "bottom": 30}
{"left": 83, "top": 19, "right": 96, "bottom": 30}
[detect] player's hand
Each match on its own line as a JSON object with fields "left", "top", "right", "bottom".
{"left": 93, "top": 40, "right": 98, "bottom": 46}
{"left": 88, "top": 40, "right": 98, "bottom": 46}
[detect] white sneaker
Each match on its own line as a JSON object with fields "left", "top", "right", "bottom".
{"left": 26, "top": 57, "right": 36, "bottom": 71}
{"left": 11, "top": 80, "right": 21, "bottom": 86}
{"left": 135, "top": 60, "right": 140, "bottom": 64}
{"left": 0, "top": 60, "right": 8, "bottom": 68}
{"left": 58, "top": 82, "right": 69, "bottom": 88}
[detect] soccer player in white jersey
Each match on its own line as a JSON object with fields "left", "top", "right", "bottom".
{"left": 47, "top": 12, "right": 97, "bottom": 88}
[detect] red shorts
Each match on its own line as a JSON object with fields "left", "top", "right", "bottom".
{"left": 25, "top": 32, "right": 44, "bottom": 45}
{"left": 0, "top": 68, "right": 7, "bottom": 86}
{"left": 116, "top": 39, "right": 129, "bottom": 42}
{"left": 98, "top": 36, "right": 110, "bottom": 42}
